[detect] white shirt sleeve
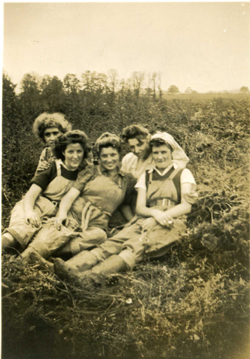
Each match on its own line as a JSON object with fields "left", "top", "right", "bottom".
{"left": 181, "top": 168, "right": 196, "bottom": 185}
{"left": 121, "top": 153, "right": 134, "bottom": 173}
{"left": 135, "top": 172, "right": 147, "bottom": 190}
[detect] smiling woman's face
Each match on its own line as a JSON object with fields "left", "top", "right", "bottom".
{"left": 127, "top": 138, "right": 149, "bottom": 159}
{"left": 63, "top": 143, "right": 84, "bottom": 171}
{"left": 99, "top": 146, "right": 120, "bottom": 172}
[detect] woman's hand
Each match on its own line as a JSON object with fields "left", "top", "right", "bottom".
{"left": 141, "top": 217, "right": 157, "bottom": 231}
{"left": 25, "top": 210, "right": 41, "bottom": 228}
{"left": 151, "top": 209, "right": 174, "bottom": 228}
{"left": 36, "top": 160, "right": 50, "bottom": 172}
{"left": 54, "top": 216, "right": 67, "bottom": 231}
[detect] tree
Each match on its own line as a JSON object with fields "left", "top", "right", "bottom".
{"left": 107, "top": 69, "right": 118, "bottom": 93}
{"left": 41, "top": 76, "right": 64, "bottom": 112}
{"left": 63, "top": 74, "right": 80, "bottom": 94}
{"left": 19, "top": 73, "right": 43, "bottom": 119}
{"left": 168, "top": 85, "right": 179, "bottom": 94}
{"left": 2, "top": 73, "right": 36, "bottom": 196}
{"left": 240, "top": 86, "right": 249, "bottom": 94}
{"left": 131, "top": 71, "right": 145, "bottom": 99}
{"left": 185, "top": 87, "right": 193, "bottom": 94}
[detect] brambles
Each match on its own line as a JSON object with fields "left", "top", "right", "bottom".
{"left": 2, "top": 76, "right": 250, "bottom": 359}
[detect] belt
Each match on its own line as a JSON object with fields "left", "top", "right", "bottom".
{"left": 148, "top": 198, "right": 177, "bottom": 208}
{"left": 51, "top": 200, "right": 59, "bottom": 208}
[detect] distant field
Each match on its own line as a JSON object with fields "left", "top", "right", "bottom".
{"left": 162, "top": 92, "right": 250, "bottom": 101}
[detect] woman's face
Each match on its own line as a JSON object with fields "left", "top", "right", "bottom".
{"left": 127, "top": 138, "right": 149, "bottom": 159}
{"left": 63, "top": 143, "right": 84, "bottom": 171}
{"left": 99, "top": 147, "right": 120, "bottom": 172}
{"left": 44, "top": 127, "right": 62, "bottom": 146}
{"left": 152, "top": 144, "right": 172, "bottom": 170}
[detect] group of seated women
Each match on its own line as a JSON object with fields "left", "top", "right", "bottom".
{"left": 2, "top": 112, "right": 197, "bottom": 283}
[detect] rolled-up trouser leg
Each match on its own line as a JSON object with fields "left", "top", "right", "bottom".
{"left": 91, "top": 240, "right": 123, "bottom": 262}
{"left": 61, "top": 237, "right": 124, "bottom": 272}
{"left": 21, "top": 222, "right": 74, "bottom": 261}
{"left": 56, "top": 227, "right": 107, "bottom": 257}
{"left": 4, "top": 197, "right": 57, "bottom": 250}
{"left": 88, "top": 222, "right": 141, "bottom": 263}
{"left": 2, "top": 233, "right": 19, "bottom": 251}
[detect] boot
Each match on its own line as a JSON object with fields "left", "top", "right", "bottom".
{"left": 21, "top": 224, "right": 72, "bottom": 261}
{"left": 91, "top": 255, "right": 128, "bottom": 276}
{"left": 28, "top": 252, "right": 54, "bottom": 271}
{"left": 85, "top": 255, "right": 129, "bottom": 284}
{"left": 65, "top": 250, "right": 99, "bottom": 271}
{"left": 54, "top": 258, "right": 89, "bottom": 287}
{"left": 21, "top": 241, "right": 49, "bottom": 262}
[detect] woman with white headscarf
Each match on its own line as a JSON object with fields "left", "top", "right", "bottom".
{"left": 54, "top": 131, "right": 197, "bottom": 282}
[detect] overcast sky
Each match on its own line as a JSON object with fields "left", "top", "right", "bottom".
{"left": 3, "top": 2, "right": 250, "bottom": 92}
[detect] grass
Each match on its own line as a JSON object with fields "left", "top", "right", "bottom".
{"left": 2, "top": 94, "right": 250, "bottom": 358}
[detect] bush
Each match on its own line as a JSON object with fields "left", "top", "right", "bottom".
{"left": 2, "top": 75, "right": 250, "bottom": 358}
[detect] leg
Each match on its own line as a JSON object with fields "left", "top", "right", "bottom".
{"left": 3, "top": 197, "right": 57, "bottom": 251}
{"left": 21, "top": 221, "right": 74, "bottom": 263}
{"left": 55, "top": 227, "right": 107, "bottom": 257}
{"left": 65, "top": 222, "right": 142, "bottom": 271}
{"left": 54, "top": 221, "right": 143, "bottom": 283}
{"left": 3, "top": 200, "right": 41, "bottom": 250}
{"left": 2, "top": 232, "right": 19, "bottom": 251}
{"left": 54, "top": 254, "right": 128, "bottom": 285}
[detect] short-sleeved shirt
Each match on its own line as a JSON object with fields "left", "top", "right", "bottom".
{"left": 121, "top": 152, "right": 154, "bottom": 179}
{"left": 31, "top": 160, "right": 88, "bottom": 191}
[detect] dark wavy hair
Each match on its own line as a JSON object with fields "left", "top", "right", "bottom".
{"left": 121, "top": 125, "right": 150, "bottom": 144}
{"left": 95, "top": 132, "right": 121, "bottom": 157}
{"left": 150, "top": 138, "right": 173, "bottom": 152}
{"left": 33, "top": 113, "right": 72, "bottom": 142}
{"left": 53, "top": 130, "right": 89, "bottom": 161}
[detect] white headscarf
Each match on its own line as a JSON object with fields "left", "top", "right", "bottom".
{"left": 150, "top": 132, "right": 189, "bottom": 169}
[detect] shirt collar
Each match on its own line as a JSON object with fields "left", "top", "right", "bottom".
{"left": 148, "top": 162, "right": 177, "bottom": 176}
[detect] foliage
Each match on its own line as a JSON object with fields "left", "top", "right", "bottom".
{"left": 167, "top": 85, "right": 179, "bottom": 94}
{"left": 2, "top": 72, "right": 250, "bottom": 359}
{"left": 240, "top": 86, "right": 249, "bottom": 94}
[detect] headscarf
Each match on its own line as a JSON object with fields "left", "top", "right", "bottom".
{"left": 150, "top": 132, "right": 189, "bottom": 169}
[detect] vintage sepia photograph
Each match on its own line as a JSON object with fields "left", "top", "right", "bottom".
{"left": 2, "top": 2, "right": 250, "bottom": 359}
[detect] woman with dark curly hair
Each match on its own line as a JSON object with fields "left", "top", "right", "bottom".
{"left": 54, "top": 132, "right": 197, "bottom": 282}
{"left": 33, "top": 112, "right": 72, "bottom": 172}
{"left": 2, "top": 130, "right": 90, "bottom": 252}
{"left": 19, "top": 133, "right": 135, "bottom": 267}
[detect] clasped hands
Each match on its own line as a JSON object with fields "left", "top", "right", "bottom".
{"left": 141, "top": 209, "right": 174, "bottom": 231}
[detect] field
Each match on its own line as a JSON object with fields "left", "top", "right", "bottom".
{"left": 2, "top": 74, "right": 250, "bottom": 359}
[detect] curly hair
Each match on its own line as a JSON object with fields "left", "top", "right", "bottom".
{"left": 53, "top": 130, "right": 89, "bottom": 161}
{"left": 95, "top": 132, "right": 121, "bottom": 156}
{"left": 33, "top": 113, "right": 72, "bottom": 142}
{"left": 121, "top": 125, "right": 150, "bottom": 143}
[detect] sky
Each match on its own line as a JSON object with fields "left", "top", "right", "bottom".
{"left": 2, "top": 2, "right": 250, "bottom": 93}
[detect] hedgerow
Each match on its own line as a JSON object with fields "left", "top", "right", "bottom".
{"left": 2, "top": 73, "right": 250, "bottom": 358}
